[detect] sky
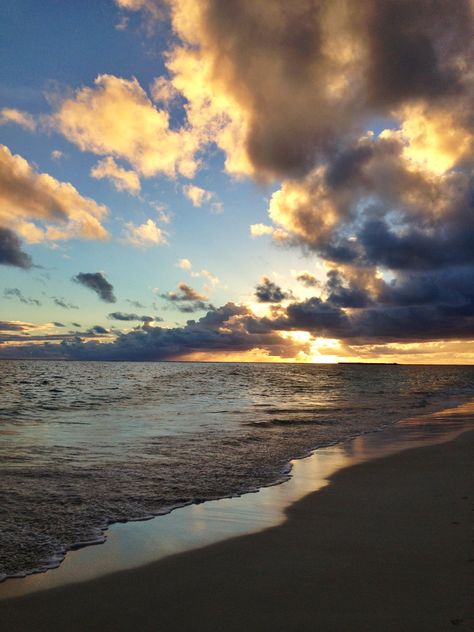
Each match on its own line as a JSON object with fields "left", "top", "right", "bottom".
{"left": 1, "top": 0, "right": 474, "bottom": 364}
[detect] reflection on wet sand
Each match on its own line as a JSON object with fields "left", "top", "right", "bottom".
{"left": 2, "top": 399, "right": 473, "bottom": 600}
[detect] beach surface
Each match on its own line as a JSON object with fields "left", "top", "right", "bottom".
{"left": 1, "top": 429, "right": 473, "bottom": 631}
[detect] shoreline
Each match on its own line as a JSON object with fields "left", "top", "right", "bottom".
{"left": 1, "top": 394, "right": 473, "bottom": 593}
{"left": 2, "top": 364, "right": 473, "bottom": 587}
{"left": 1, "top": 426, "right": 473, "bottom": 630}
{"left": 1, "top": 400, "right": 473, "bottom": 629}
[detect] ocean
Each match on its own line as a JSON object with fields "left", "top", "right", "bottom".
{"left": 1, "top": 360, "right": 474, "bottom": 581}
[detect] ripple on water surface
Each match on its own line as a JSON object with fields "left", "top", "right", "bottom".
{"left": 1, "top": 360, "right": 474, "bottom": 579}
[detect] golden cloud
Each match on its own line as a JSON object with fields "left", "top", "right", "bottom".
{"left": 90, "top": 157, "right": 141, "bottom": 194}
{"left": 0, "top": 108, "right": 36, "bottom": 131}
{"left": 268, "top": 169, "right": 340, "bottom": 245}
{"left": 0, "top": 144, "right": 108, "bottom": 243}
{"left": 51, "top": 74, "right": 201, "bottom": 178}
{"left": 123, "top": 218, "right": 167, "bottom": 247}
{"left": 114, "top": 0, "right": 163, "bottom": 20}
{"left": 395, "top": 105, "right": 473, "bottom": 175}
{"left": 183, "top": 184, "right": 213, "bottom": 207}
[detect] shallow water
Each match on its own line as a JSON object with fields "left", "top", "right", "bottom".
{"left": 1, "top": 360, "right": 474, "bottom": 579}
{"left": 2, "top": 398, "right": 473, "bottom": 599}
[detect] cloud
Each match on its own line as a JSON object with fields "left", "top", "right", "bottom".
{"left": 114, "top": 0, "right": 163, "bottom": 20}
{"left": 255, "top": 277, "right": 290, "bottom": 303}
{"left": 4, "top": 288, "right": 41, "bottom": 306}
{"left": 115, "top": 15, "right": 129, "bottom": 31}
{"left": 123, "top": 219, "right": 167, "bottom": 247}
{"left": 0, "top": 302, "right": 304, "bottom": 360}
{"left": 177, "top": 258, "right": 220, "bottom": 287}
{"left": 0, "top": 144, "right": 108, "bottom": 243}
{"left": 50, "top": 74, "right": 201, "bottom": 178}
{"left": 108, "top": 311, "right": 156, "bottom": 321}
{"left": 126, "top": 299, "right": 146, "bottom": 308}
{"left": 183, "top": 184, "right": 221, "bottom": 212}
{"left": 325, "top": 269, "right": 373, "bottom": 308}
{"left": 296, "top": 272, "right": 319, "bottom": 288}
{"left": 259, "top": 265, "right": 474, "bottom": 344}
{"left": 114, "top": 1, "right": 473, "bottom": 279}
{"left": 160, "top": 282, "right": 213, "bottom": 312}
{"left": 194, "top": 268, "right": 219, "bottom": 287}
{"left": 106, "top": 1, "right": 472, "bottom": 187}
{"left": 151, "top": 203, "right": 173, "bottom": 224}
{"left": 177, "top": 258, "right": 192, "bottom": 269}
{"left": 53, "top": 322, "right": 65, "bottom": 327}
{"left": 89, "top": 325, "right": 110, "bottom": 335}
{"left": 90, "top": 157, "right": 141, "bottom": 194}
{"left": 0, "top": 227, "right": 33, "bottom": 269}
{"left": 4, "top": 1, "right": 473, "bottom": 358}
{"left": 164, "top": 282, "right": 208, "bottom": 302}
{"left": 73, "top": 272, "right": 116, "bottom": 303}
{"left": 0, "top": 320, "right": 58, "bottom": 343}
{"left": 52, "top": 297, "right": 79, "bottom": 309}
{"left": 250, "top": 224, "right": 275, "bottom": 238}
{"left": 264, "top": 131, "right": 474, "bottom": 273}
{"left": 0, "top": 320, "right": 40, "bottom": 332}
{"left": 0, "top": 108, "right": 36, "bottom": 131}
{"left": 150, "top": 76, "right": 179, "bottom": 103}
{"left": 6, "top": 262, "right": 474, "bottom": 358}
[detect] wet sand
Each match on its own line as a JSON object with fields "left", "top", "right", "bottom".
{"left": 1, "top": 429, "right": 473, "bottom": 631}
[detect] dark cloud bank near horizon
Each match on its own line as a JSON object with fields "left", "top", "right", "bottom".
{"left": 2, "top": 0, "right": 474, "bottom": 360}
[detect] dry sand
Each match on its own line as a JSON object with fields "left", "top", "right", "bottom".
{"left": 1, "top": 431, "right": 473, "bottom": 631}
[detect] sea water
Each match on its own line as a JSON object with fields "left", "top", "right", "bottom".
{"left": 1, "top": 360, "right": 474, "bottom": 579}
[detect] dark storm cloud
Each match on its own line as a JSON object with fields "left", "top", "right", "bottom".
{"left": 377, "top": 268, "right": 474, "bottom": 308}
{"left": 180, "top": 0, "right": 473, "bottom": 301}
{"left": 0, "top": 303, "right": 304, "bottom": 360}
{"left": 4, "top": 0, "right": 474, "bottom": 358}
{"left": 271, "top": 133, "right": 474, "bottom": 275}
{"left": 357, "top": 217, "right": 474, "bottom": 271}
{"left": 4, "top": 262, "right": 474, "bottom": 359}
{"left": 164, "top": 0, "right": 473, "bottom": 179}
{"left": 108, "top": 312, "right": 156, "bottom": 322}
{"left": 264, "top": 265, "right": 474, "bottom": 343}
{"left": 4, "top": 288, "right": 41, "bottom": 306}
{"left": 365, "top": 0, "right": 471, "bottom": 107}
{"left": 255, "top": 277, "right": 290, "bottom": 303}
{"left": 72, "top": 272, "right": 116, "bottom": 303}
{"left": 283, "top": 297, "right": 349, "bottom": 335}
{"left": 53, "top": 322, "right": 65, "bottom": 327}
{"left": 0, "top": 227, "right": 33, "bottom": 269}
{"left": 325, "top": 146, "right": 373, "bottom": 189}
{"left": 325, "top": 270, "right": 373, "bottom": 309}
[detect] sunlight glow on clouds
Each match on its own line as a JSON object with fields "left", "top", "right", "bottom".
{"left": 123, "top": 219, "right": 167, "bottom": 247}
{"left": 90, "top": 157, "right": 141, "bottom": 194}
{"left": 51, "top": 75, "right": 201, "bottom": 178}
{"left": 2, "top": 0, "right": 474, "bottom": 363}
{"left": 0, "top": 144, "right": 108, "bottom": 243}
{"left": 0, "top": 108, "right": 37, "bottom": 131}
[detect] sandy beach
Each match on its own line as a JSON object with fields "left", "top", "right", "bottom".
{"left": 1, "top": 429, "right": 472, "bottom": 632}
